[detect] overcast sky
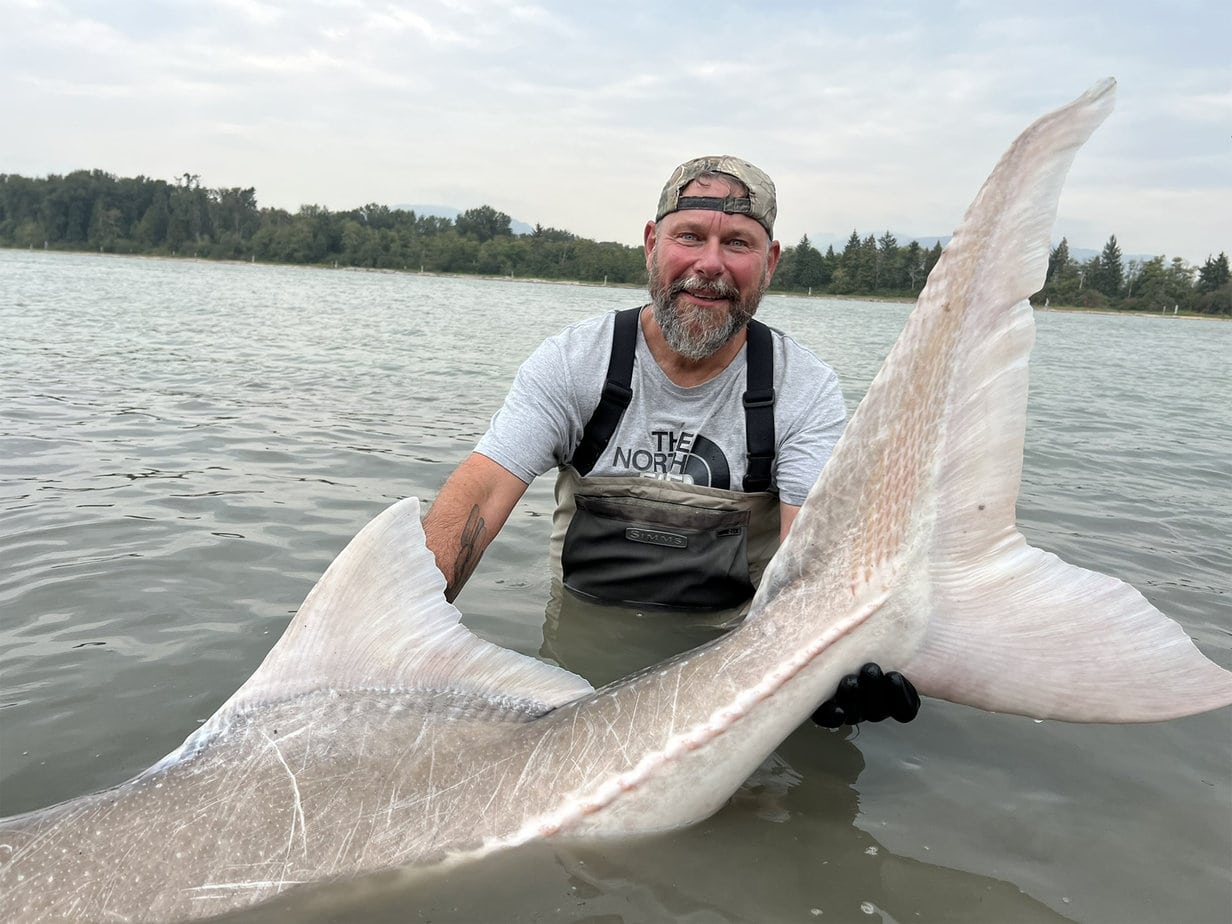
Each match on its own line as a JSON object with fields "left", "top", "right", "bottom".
{"left": 3, "top": 1, "right": 1228, "bottom": 263}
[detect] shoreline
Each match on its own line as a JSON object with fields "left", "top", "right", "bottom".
{"left": 3, "top": 246, "right": 1223, "bottom": 320}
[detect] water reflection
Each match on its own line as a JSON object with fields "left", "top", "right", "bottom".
{"left": 540, "top": 579, "right": 739, "bottom": 688}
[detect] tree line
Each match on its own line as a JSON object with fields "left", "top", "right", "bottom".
{"left": 776, "top": 231, "right": 1229, "bottom": 315}
{"left": 1, "top": 169, "right": 1227, "bottom": 315}
{"left": 0, "top": 170, "right": 644, "bottom": 284}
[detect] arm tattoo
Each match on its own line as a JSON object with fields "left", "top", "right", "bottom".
{"left": 447, "top": 504, "right": 486, "bottom": 601}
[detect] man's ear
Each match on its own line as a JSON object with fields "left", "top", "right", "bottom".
{"left": 764, "top": 239, "right": 782, "bottom": 284}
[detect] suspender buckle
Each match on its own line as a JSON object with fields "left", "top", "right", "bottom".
{"left": 601, "top": 380, "right": 633, "bottom": 409}
{"left": 743, "top": 388, "right": 775, "bottom": 409}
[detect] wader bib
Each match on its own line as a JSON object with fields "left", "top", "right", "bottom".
{"left": 549, "top": 306, "right": 781, "bottom": 612}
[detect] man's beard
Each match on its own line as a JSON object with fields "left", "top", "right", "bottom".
{"left": 649, "top": 256, "right": 768, "bottom": 361}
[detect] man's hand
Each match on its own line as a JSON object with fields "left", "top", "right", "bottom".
{"left": 812, "top": 663, "right": 920, "bottom": 728}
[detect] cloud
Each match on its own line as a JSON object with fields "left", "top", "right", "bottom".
{"left": 2, "top": 1, "right": 1227, "bottom": 264}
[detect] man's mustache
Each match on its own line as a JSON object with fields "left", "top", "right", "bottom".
{"left": 668, "top": 275, "right": 740, "bottom": 301}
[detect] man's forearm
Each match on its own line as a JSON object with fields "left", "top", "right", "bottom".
{"left": 423, "top": 498, "right": 490, "bottom": 602}
{"left": 422, "top": 453, "right": 529, "bottom": 602}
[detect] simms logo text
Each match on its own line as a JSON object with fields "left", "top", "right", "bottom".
{"left": 624, "top": 528, "right": 688, "bottom": 549}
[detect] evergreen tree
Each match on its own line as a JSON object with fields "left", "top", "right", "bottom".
{"left": 821, "top": 245, "right": 839, "bottom": 287}
{"left": 830, "top": 230, "right": 863, "bottom": 294}
{"left": 903, "top": 240, "right": 925, "bottom": 292}
{"left": 875, "top": 231, "right": 898, "bottom": 291}
{"left": 1195, "top": 252, "right": 1231, "bottom": 316}
{"left": 1092, "top": 234, "right": 1124, "bottom": 298}
{"left": 1047, "top": 237, "right": 1072, "bottom": 282}
{"left": 1196, "top": 252, "right": 1230, "bottom": 293}
{"left": 1040, "top": 237, "right": 1083, "bottom": 304}
{"left": 793, "top": 234, "right": 828, "bottom": 289}
{"left": 858, "top": 234, "right": 878, "bottom": 291}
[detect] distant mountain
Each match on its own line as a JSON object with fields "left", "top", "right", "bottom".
{"left": 393, "top": 204, "right": 535, "bottom": 236}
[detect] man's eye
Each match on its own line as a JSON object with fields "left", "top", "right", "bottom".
{"left": 728, "top": 239, "right": 750, "bottom": 249}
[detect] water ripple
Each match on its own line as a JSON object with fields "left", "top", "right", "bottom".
{"left": 1, "top": 252, "right": 1228, "bottom": 923}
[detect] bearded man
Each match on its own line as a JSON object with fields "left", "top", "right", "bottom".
{"left": 421, "top": 156, "right": 918, "bottom": 727}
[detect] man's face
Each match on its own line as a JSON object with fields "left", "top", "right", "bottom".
{"left": 645, "top": 177, "right": 780, "bottom": 360}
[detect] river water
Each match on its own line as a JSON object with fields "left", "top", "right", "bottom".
{"left": 1, "top": 250, "right": 1229, "bottom": 923}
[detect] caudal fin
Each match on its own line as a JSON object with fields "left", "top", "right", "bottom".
{"left": 908, "top": 538, "right": 1232, "bottom": 721}
{"left": 898, "top": 79, "right": 1232, "bottom": 721}
{"left": 761, "top": 79, "right": 1232, "bottom": 724}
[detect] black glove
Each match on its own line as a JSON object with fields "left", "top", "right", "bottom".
{"left": 812, "top": 662, "right": 920, "bottom": 728}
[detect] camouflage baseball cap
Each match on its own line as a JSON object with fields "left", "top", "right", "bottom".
{"left": 655, "top": 155, "right": 777, "bottom": 238}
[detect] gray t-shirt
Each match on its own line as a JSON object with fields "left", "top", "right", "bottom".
{"left": 475, "top": 309, "right": 846, "bottom": 505}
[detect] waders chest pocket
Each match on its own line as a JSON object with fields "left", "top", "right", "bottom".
{"left": 561, "top": 494, "right": 754, "bottom": 610}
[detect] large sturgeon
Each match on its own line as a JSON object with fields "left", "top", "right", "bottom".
{"left": 2, "top": 78, "right": 1230, "bottom": 922}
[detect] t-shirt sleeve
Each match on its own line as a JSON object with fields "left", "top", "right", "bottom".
{"left": 474, "top": 335, "right": 588, "bottom": 484}
{"left": 773, "top": 349, "right": 847, "bottom": 506}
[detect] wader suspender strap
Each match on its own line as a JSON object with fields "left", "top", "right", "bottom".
{"left": 742, "top": 318, "right": 775, "bottom": 492}
{"left": 570, "top": 307, "right": 640, "bottom": 476}
{"left": 571, "top": 307, "right": 776, "bottom": 485}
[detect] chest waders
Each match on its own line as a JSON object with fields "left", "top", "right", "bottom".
{"left": 549, "top": 306, "right": 781, "bottom": 611}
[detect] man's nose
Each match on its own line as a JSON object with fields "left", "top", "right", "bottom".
{"left": 692, "top": 236, "right": 725, "bottom": 277}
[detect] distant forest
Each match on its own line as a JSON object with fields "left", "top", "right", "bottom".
{"left": 2, "top": 170, "right": 1228, "bottom": 315}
